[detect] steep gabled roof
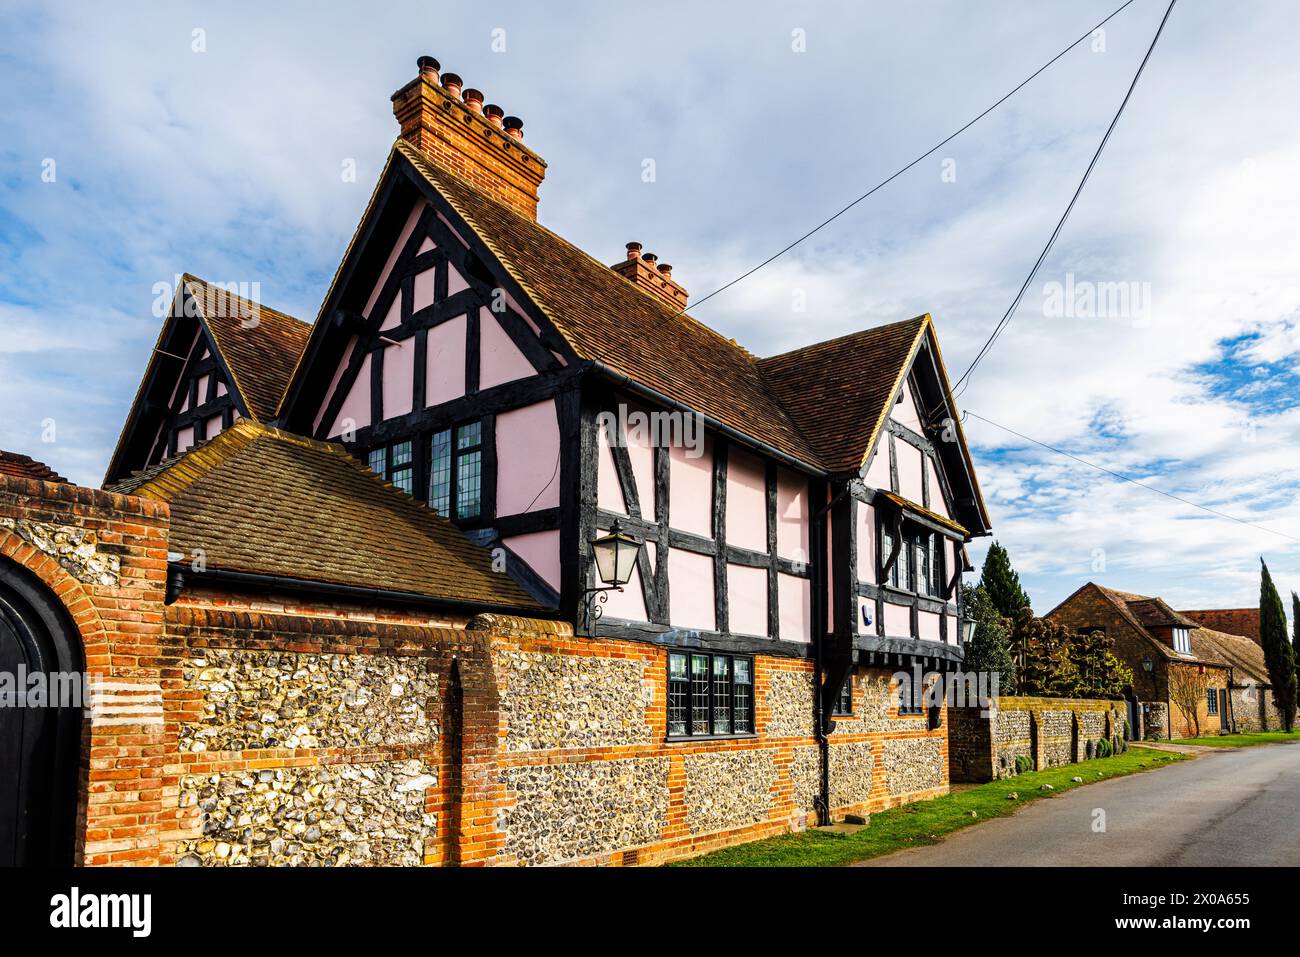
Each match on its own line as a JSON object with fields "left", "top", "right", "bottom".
{"left": 129, "top": 420, "right": 540, "bottom": 611}
{"left": 394, "top": 141, "right": 821, "bottom": 467}
{"left": 184, "top": 275, "right": 311, "bottom": 421}
{"left": 105, "top": 276, "right": 312, "bottom": 486}
{"left": 1082, "top": 584, "right": 1231, "bottom": 669}
{"left": 759, "top": 317, "right": 927, "bottom": 473}
{"left": 1195, "top": 627, "right": 1270, "bottom": 684}
{"left": 0, "top": 450, "right": 67, "bottom": 483}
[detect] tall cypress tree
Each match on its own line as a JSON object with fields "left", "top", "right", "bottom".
{"left": 978, "top": 541, "right": 1031, "bottom": 620}
{"left": 1292, "top": 591, "right": 1299, "bottom": 678}
{"left": 1260, "top": 560, "right": 1297, "bottom": 732}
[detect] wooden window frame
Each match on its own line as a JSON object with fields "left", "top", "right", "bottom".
{"left": 666, "top": 651, "right": 755, "bottom": 740}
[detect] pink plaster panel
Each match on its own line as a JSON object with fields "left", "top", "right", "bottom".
{"left": 365, "top": 201, "right": 423, "bottom": 318}
{"left": 894, "top": 380, "right": 924, "bottom": 433}
{"left": 668, "top": 548, "right": 715, "bottom": 631}
{"left": 195, "top": 374, "right": 210, "bottom": 400}
{"left": 778, "top": 573, "right": 811, "bottom": 643}
{"left": 503, "top": 530, "right": 561, "bottom": 592}
{"left": 413, "top": 267, "right": 435, "bottom": 312}
{"left": 379, "top": 296, "right": 401, "bottom": 332}
{"left": 895, "top": 440, "right": 925, "bottom": 502}
{"left": 174, "top": 426, "right": 194, "bottom": 455}
{"left": 625, "top": 409, "right": 656, "bottom": 524}
{"left": 418, "top": 237, "right": 435, "bottom": 255}
{"left": 426, "top": 314, "right": 467, "bottom": 407}
{"left": 725, "top": 447, "right": 767, "bottom": 553}
{"left": 315, "top": 336, "right": 356, "bottom": 435}
{"left": 856, "top": 501, "right": 876, "bottom": 581}
{"left": 917, "top": 610, "right": 941, "bottom": 642}
{"left": 597, "top": 418, "right": 626, "bottom": 515}
{"left": 382, "top": 341, "right": 414, "bottom": 419}
{"left": 776, "top": 468, "right": 809, "bottom": 562}
{"left": 496, "top": 400, "right": 560, "bottom": 515}
{"left": 927, "top": 467, "right": 949, "bottom": 519}
{"left": 863, "top": 442, "right": 890, "bottom": 489}
{"left": 669, "top": 436, "right": 713, "bottom": 538}
{"left": 216, "top": 380, "right": 228, "bottom": 398}
{"left": 603, "top": 543, "right": 652, "bottom": 623}
{"left": 479, "top": 309, "right": 535, "bottom": 389}
{"left": 883, "top": 601, "right": 912, "bottom": 638}
{"left": 726, "top": 562, "right": 768, "bottom": 637}
{"left": 205, "top": 415, "right": 223, "bottom": 439}
{"left": 329, "top": 352, "right": 372, "bottom": 437}
{"left": 448, "top": 265, "right": 469, "bottom": 296}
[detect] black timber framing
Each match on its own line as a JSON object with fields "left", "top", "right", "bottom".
{"left": 653, "top": 441, "right": 670, "bottom": 623}
{"left": 823, "top": 480, "right": 856, "bottom": 731}
{"left": 765, "top": 461, "right": 779, "bottom": 639}
{"left": 711, "top": 439, "right": 729, "bottom": 636}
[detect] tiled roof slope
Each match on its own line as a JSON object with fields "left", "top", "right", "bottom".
{"left": 0, "top": 450, "right": 67, "bottom": 483}
{"left": 398, "top": 142, "right": 823, "bottom": 468}
{"left": 130, "top": 420, "right": 539, "bottom": 610}
{"left": 1124, "top": 597, "right": 1200, "bottom": 630}
{"left": 759, "top": 317, "right": 928, "bottom": 473}
{"left": 1180, "top": 608, "right": 1261, "bottom": 645}
{"left": 183, "top": 275, "right": 312, "bottom": 421}
{"left": 1195, "top": 628, "right": 1270, "bottom": 684}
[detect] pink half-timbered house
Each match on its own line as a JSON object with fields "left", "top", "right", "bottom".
{"left": 85, "top": 55, "right": 994, "bottom": 857}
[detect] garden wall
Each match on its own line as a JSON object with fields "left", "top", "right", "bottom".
{"left": 949, "top": 696, "right": 1126, "bottom": 783}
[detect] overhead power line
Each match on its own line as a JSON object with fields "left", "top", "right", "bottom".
{"left": 685, "top": 0, "right": 1142, "bottom": 313}
{"left": 965, "top": 410, "right": 1300, "bottom": 546}
{"left": 951, "top": 0, "right": 1179, "bottom": 397}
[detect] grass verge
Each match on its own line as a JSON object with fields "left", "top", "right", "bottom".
{"left": 672, "top": 748, "right": 1184, "bottom": 867}
{"left": 1166, "top": 730, "right": 1300, "bottom": 748}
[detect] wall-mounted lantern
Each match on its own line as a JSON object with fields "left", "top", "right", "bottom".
{"left": 1141, "top": 655, "right": 1153, "bottom": 673}
{"left": 582, "top": 519, "right": 642, "bottom": 634}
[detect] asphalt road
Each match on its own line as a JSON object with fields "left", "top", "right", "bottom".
{"left": 865, "top": 743, "right": 1300, "bottom": 866}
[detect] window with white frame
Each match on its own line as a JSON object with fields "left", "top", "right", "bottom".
{"left": 1172, "top": 627, "right": 1191, "bottom": 654}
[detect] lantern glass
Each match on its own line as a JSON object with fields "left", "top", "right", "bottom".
{"left": 592, "top": 523, "right": 640, "bottom": 586}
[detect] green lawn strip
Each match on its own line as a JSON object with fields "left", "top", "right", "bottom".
{"left": 1165, "top": 730, "right": 1300, "bottom": 748}
{"left": 672, "top": 749, "right": 1185, "bottom": 868}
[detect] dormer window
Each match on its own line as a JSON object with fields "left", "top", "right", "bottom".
{"left": 1172, "top": 626, "right": 1191, "bottom": 654}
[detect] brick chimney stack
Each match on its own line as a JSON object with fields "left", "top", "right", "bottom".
{"left": 610, "top": 242, "right": 689, "bottom": 310}
{"left": 391, "top": 56, "right": 547, "bottom": 220}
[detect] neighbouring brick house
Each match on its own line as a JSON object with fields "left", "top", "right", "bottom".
{"left": 1181, "top": 608, "right": 1261, "bottom": 646}
{"left": 1, "top": 53, "right": 995, "bottom": 867}
{"left": 1047, "top": 584, "right": 1274, "bottom": 739}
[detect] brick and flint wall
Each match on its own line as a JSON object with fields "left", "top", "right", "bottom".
{"left": 0, "top": 473, "right": 170, "bottom": 865}
{"left": 949, "top": 696, "right": 1127, "bottom": 783}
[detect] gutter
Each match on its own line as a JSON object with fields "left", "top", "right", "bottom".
{"left": 166, "top": 563, "right": 555, "bottom": 620}
{"left": 588, "top": 360, "right": 824, "bottom": 477}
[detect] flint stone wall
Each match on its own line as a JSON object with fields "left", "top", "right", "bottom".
{"left": 1038, "top": 709, "right": 1074, "bottom": 768}
{"left": 495, "top": 649, "right": 652, "bottom": 751}
{"left": 498, "top": 757, "right": 670, "bottom": 865}
{"left": 684, "top": 749, "right": 776, "bottom": 834}
{"left": 180, "top": 649, "right": 437, "bottom": 752}
{"left": 1143, "top": 701, "right": 1169, "bottom": 740}
{"left": 0, "top": 516, "right": 122, "bottom": 586}
{"left": 765, "top": 670, "right": 815, "bottom": 738}
{"left": 883, "top": 737, "right": 943, "bottom": 796}
{"left": 178, "top": 760, "right": 437, "bottom": 866}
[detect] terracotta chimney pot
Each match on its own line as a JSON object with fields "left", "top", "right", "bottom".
{"left": 462, "top": 88, "right": 484, "bottom": 114}
{"left": 441, "top": 72, "right": 463, "bottom": 98}
{"left": 625, "top": 242, "right": 642, "bottom": 261}
{"left": 503, "top": 116, "right": 524, "bottom": 140}
{"left": 657, "top": 263, "right": 673, "bottom": 279}
{"left": 484, "top": 104, "right": 505, "bottom": 128}
{"left": 417, "top": 56, "right": 440, "bottom": 83}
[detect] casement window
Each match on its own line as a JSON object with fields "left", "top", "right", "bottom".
{"left": 428, "top": 420, "right": 483, "bottom": 520}
{"left": 368, "top": 440, "right": 415, "bottom": 495}
{"left": 1206, "top": 688, "right": 1219, "bottom": 715}
{"left": 667, "top": 652, "right": 754, "bottom": 738}
{"left": 883, "top": 525, "right": 948, "bottom": 599}
{"left": 832, "top": 672, "right": 854, "bottom": 717}
{"left": 1172, "top": 627, "right": 1191, "bottom": 654}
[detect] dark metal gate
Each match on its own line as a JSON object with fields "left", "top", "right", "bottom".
{"left": 0, "top": 557, "right": 82, "bottom": 866}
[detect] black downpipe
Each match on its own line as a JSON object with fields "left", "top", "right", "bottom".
{"left": 811, "top": 478, "right": 834, "bottom": 827}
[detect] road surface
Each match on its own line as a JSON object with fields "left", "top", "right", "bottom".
{"left": 864, "top": 743, "right": 1300, "bottom": 866}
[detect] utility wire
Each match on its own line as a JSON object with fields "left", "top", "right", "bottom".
{"left": 951, "top": 0, "right": 1178, "bottom": 397}
{"left": 965, "top": 410, "right": 1300, "bottom": 546}
{"left": 685, "top": 0, "right": 1141, "bottom": 314}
